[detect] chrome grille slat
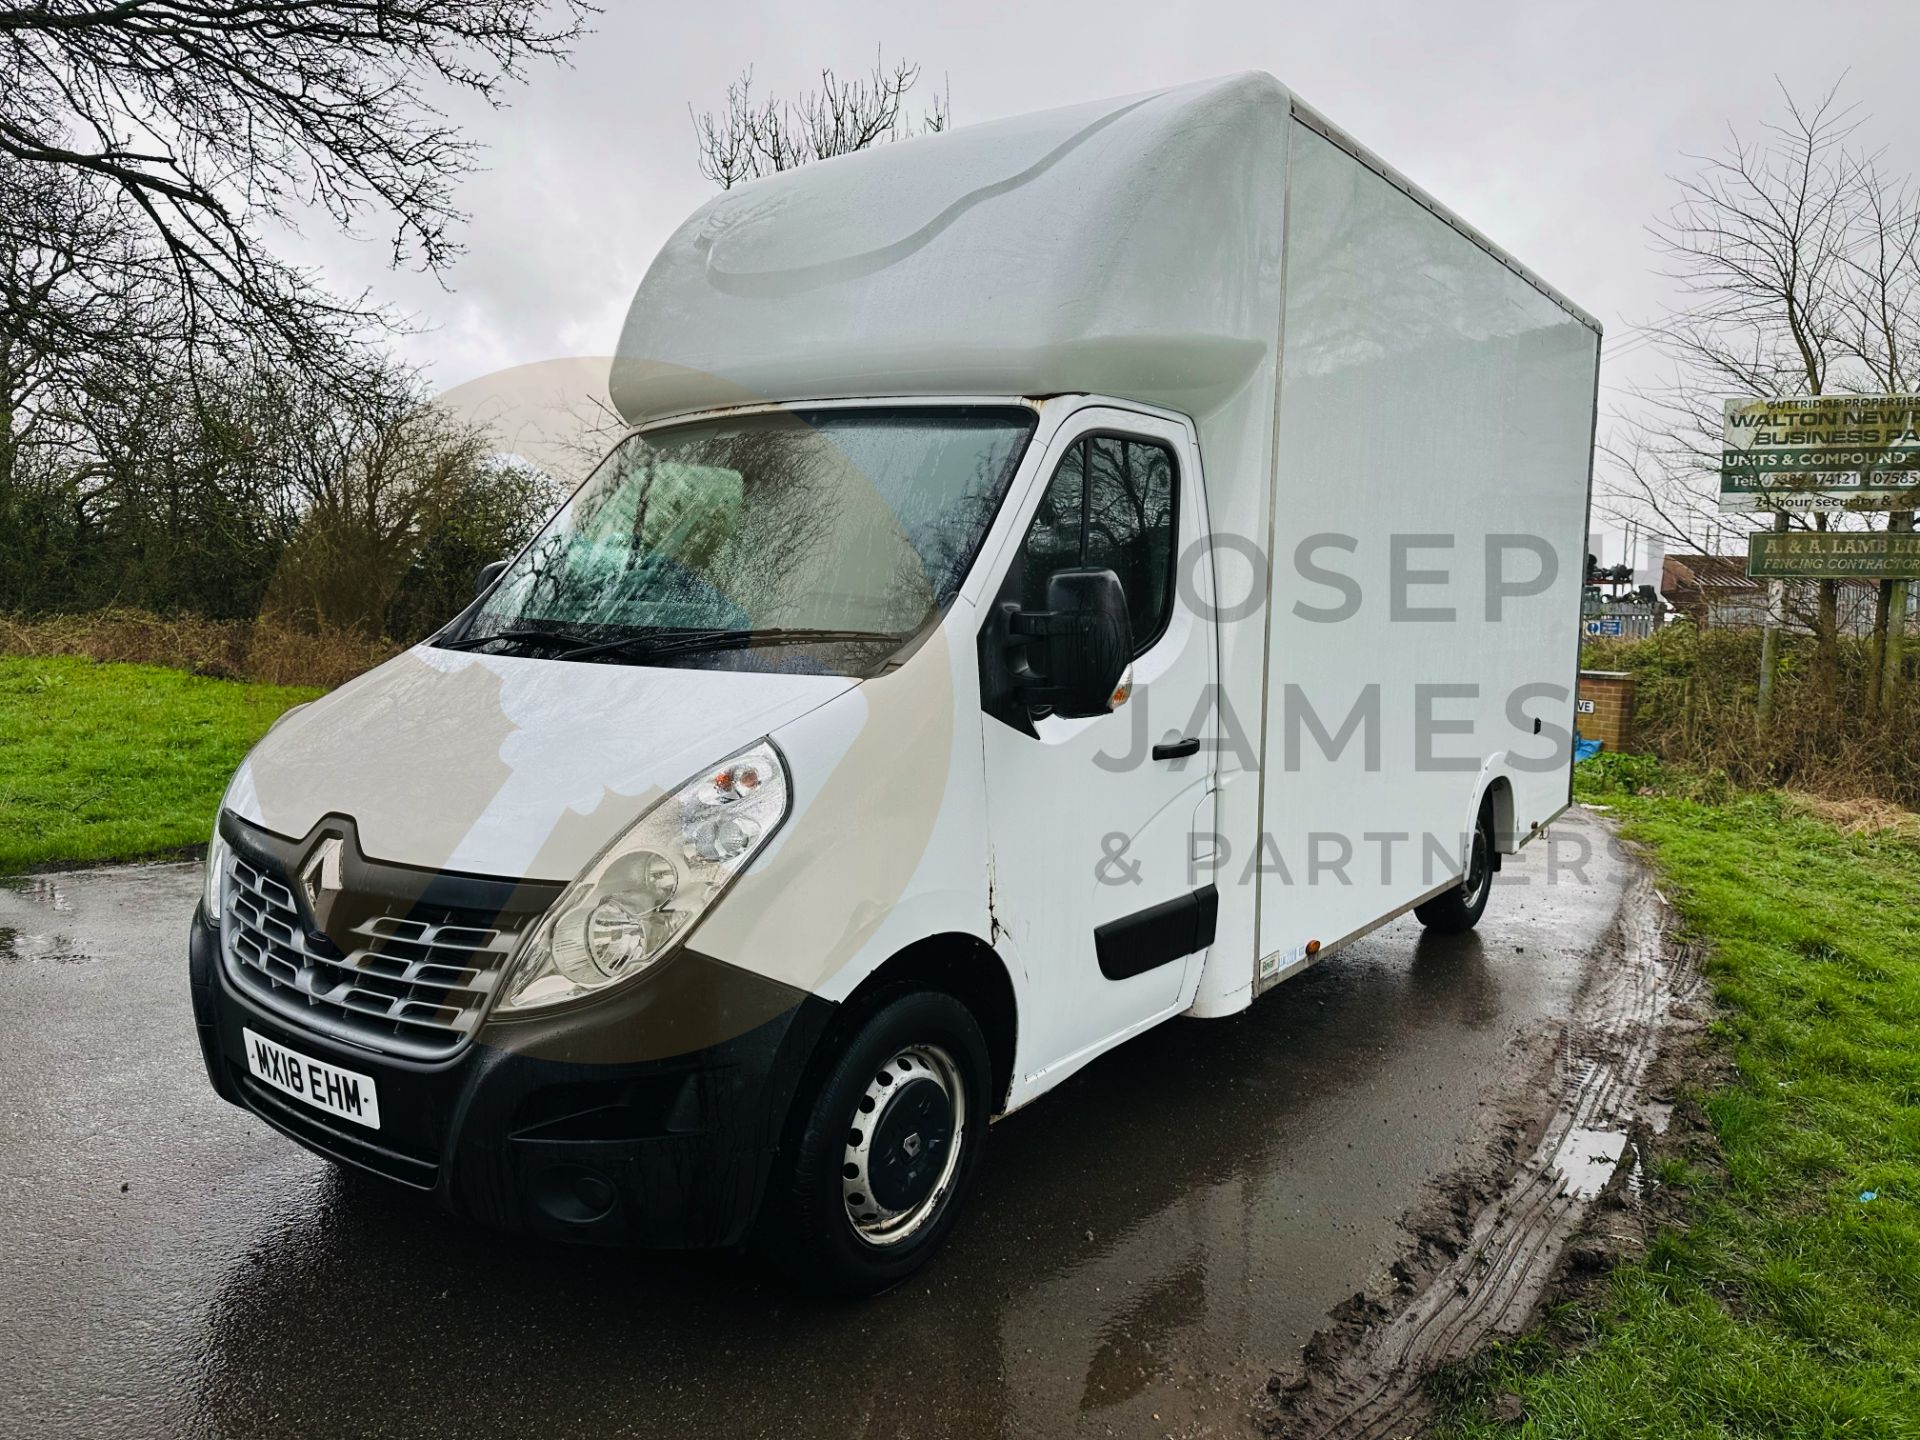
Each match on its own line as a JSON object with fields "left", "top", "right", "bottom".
{"left": 219, "top": 852, "right": 522, "bottom": 1060}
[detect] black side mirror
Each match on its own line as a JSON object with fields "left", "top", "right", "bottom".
{"left": 1006, "top": 568, "right": 1133, "bottom": 719}
{"left": 474, "top": 559, "right": 509, "bottom": 598}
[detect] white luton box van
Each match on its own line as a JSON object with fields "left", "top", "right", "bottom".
{"left": 188, "top": 73, "right": 1600, "bottom": 1293}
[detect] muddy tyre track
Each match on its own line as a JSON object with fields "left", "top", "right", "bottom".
{"left": 1265, "top": 866, "right": 1697, "bottom": 1438}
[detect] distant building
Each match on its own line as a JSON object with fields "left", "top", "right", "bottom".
{"left": 1661, "top": 554, "right": 1766, "bottom": 629}
{"left": 1661, "top": 553, "right": 1905, "bottom": 635}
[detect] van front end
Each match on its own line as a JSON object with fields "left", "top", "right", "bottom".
{"left": 188, "top": 809, "right": 837, "bottom": 1250}
{"left": 184, "top": 401, "right": 1050, "bottom": 1294}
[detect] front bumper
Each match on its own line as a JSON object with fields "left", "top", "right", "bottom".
{"left": 188, "top": 903, "right": 833, "bottom": 1248}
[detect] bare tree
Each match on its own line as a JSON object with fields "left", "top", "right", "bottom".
{"left": 1602, "top": 80, "right": 1920, "bottom": 704}
{"left": 0, "top": 1, "right": 594, "bottom": 380}
{"left": 262, "top": 361, "right": 555, "bottom": 637}
{"left": 692, "top": 51, "right": 950, "bottom": 189}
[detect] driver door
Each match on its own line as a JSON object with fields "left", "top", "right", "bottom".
{"left": 979, "top": 407, "right": 1217, "bottom": 1095}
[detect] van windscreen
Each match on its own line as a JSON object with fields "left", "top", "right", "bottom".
{"left": 452, "top": 406, "right": 1035, "bottom": 665}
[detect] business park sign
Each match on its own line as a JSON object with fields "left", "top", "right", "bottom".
{"left": 1720, "top": 396, "right": 1920, "bottom": 512}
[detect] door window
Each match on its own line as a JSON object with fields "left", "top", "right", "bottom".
{"left": 1016, "top": 433, "right": 1178, "bottom": 652}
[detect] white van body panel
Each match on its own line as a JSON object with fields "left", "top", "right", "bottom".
{"left": 975, "top": 402, "right": 1218, "bottom": 1099}
{"left": 688, "top": 621, "right": 999, "bottom": 1001}
{"left": 1245, "top": 119, "right": 1601, "bottom": 990}
{"left": 614, "top": 76, "right": 1300, "bottom": 1034}
{"left": 227, "top": 648, "right": 855, "bottom": 883}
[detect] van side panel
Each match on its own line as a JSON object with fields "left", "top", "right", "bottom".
{"left": 1251, "top": 120, "right": 1600, "bottom": 974}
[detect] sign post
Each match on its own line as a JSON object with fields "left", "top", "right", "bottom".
{"left": 1757, "top": 512, "right": 1787, "bottom": 721}
{"left": 1888, "top": 511, "right": 1914, "bottom": 711}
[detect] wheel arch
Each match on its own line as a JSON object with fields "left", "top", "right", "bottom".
{"left": 825, "top": 933, "right": 1020, "bottom": 1116}
{"left": 757, "top": 934, "right": 1020, "bottom": 1247}
{"left": 1463, "top": 755, "right": 1518, "bottom": 859}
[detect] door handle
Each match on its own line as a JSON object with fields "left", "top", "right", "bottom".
{"left": 1152, "top": 737, "right": 1200, "bottom": 761}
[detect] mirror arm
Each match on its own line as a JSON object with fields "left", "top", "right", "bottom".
{"left": 977, "top": 602, "right": 1043, "bottom": 737}
{"left": 1006, "top": 606, "right": 1071, "bottom": 644}
{"left": 1001, "top": 604, "right": 1098, "bottom": 708}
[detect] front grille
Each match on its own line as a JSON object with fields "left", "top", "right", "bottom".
{"left": 220, "top": 852, "right": 523, "bottom": 1061}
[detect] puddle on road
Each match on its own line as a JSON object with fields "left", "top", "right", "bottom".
{"left": 2, "top": 876, "right": 76, "bottom": 912}
{"left": 0, "top": 876, "right": 92, "bottom": 964}
{"left": 2, "top": 873, "right": 109, "bottom": 963}
{"left": 1553, "top": 1126, "right": 1629, "bottom": 1200}
{"left": 0, "top": 925, "right": 93, "bottom": 964}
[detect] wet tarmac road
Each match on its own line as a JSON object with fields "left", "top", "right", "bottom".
{"left": 0, "top": 814, "right": 1628, "bottom": 1438}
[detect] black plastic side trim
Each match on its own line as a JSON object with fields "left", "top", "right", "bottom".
{"left": 1094, "top": 884, "right": 1219, "bottom": 981}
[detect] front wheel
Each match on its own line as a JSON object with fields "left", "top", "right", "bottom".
{"left": 759, "top": 990, "right": 990, "bottom": 1296}
{"left": 1415, "top": 801, "right": 1495, "bottom": 933}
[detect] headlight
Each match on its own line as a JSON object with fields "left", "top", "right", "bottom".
{"left": 203, "top": 824, "right": 231, "bottom": 920}
{"left": 498, "top": 739, "right": 791, "bottom": 1013}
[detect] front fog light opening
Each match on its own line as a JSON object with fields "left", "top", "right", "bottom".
{"left": 501, "top": 739, "right": 791, "bottom": 1014}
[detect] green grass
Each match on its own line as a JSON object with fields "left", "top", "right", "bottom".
{"left": 0, "top": 655, "right": 320, "bottom": 872}
{"left": 1436, "top": 752, "right": 1920, "bottom": 1438}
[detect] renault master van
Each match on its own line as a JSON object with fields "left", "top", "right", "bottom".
{"left": 187, "top": 73, "right": 1600, "bottom": 1294}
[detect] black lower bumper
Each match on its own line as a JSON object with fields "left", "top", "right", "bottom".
{"left": 188, "top": 904, "right": 834, "bottom": 1248}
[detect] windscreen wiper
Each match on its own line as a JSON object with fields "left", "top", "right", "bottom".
{"left": 561, "top": 627, "right": 906, "bottom": 663}
{"left": 432, "top": 626, "right": 598, "bottom": 655}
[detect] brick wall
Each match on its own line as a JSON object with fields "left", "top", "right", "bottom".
{"left": 1576, "top": 670, "right": 1635, "bottom": 752}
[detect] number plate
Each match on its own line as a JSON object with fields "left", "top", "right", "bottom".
{"left": 243, "top": 1027, "right": 381, "bottom": 1130}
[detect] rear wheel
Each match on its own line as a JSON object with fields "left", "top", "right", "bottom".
{"left": 759, "top": 989, "right": 990, "bottom": 1296}
{"left": 1415, "top": 800, "right": 1496, "bottom": 933}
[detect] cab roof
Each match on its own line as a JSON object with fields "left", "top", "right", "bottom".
{"left": 611, "top": 73, "right": 1295, "bottom": 427}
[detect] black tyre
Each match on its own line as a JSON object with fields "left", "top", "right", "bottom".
{"left": 759, "top": 989, "right": 990, "bottom": 1296}
{"left": 1415, "top": 800, "right": 1496, "bottom": 933}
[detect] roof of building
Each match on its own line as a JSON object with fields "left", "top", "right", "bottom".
{"left": 1664, "top": 554, "right": 1756, "bottom": 591}
{"left": 1665, "top": 551, "right": 1887, "bottom": 593}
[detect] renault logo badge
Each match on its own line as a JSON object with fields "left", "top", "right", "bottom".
{"left": 301, "top": 836, "right": 345, "bottom": 930}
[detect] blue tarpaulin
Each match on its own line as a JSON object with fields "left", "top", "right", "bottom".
{"left": 1574, "top": 736, "right": 1604, "bottom": 763}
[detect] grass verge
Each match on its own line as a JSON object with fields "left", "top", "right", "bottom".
{"left": 0, "top": 655, "right": 320, "bottom": 873}
{"left": 2, "top": 607, "right": 396, "bottom": 689}
{"left": 1433, "top": 751, "right": 1920, "bottom": 1438}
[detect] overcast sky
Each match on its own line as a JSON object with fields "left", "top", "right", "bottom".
{"left": 278, "top": 0, "right": 1920, "bottom": 552}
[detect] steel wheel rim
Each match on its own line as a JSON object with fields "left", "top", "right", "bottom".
{"left": 1464, "top": 828, "right": 1491, "bottom": 906}
{"left": 841, "top": 1043, "right": 967, "bottom": 1246}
